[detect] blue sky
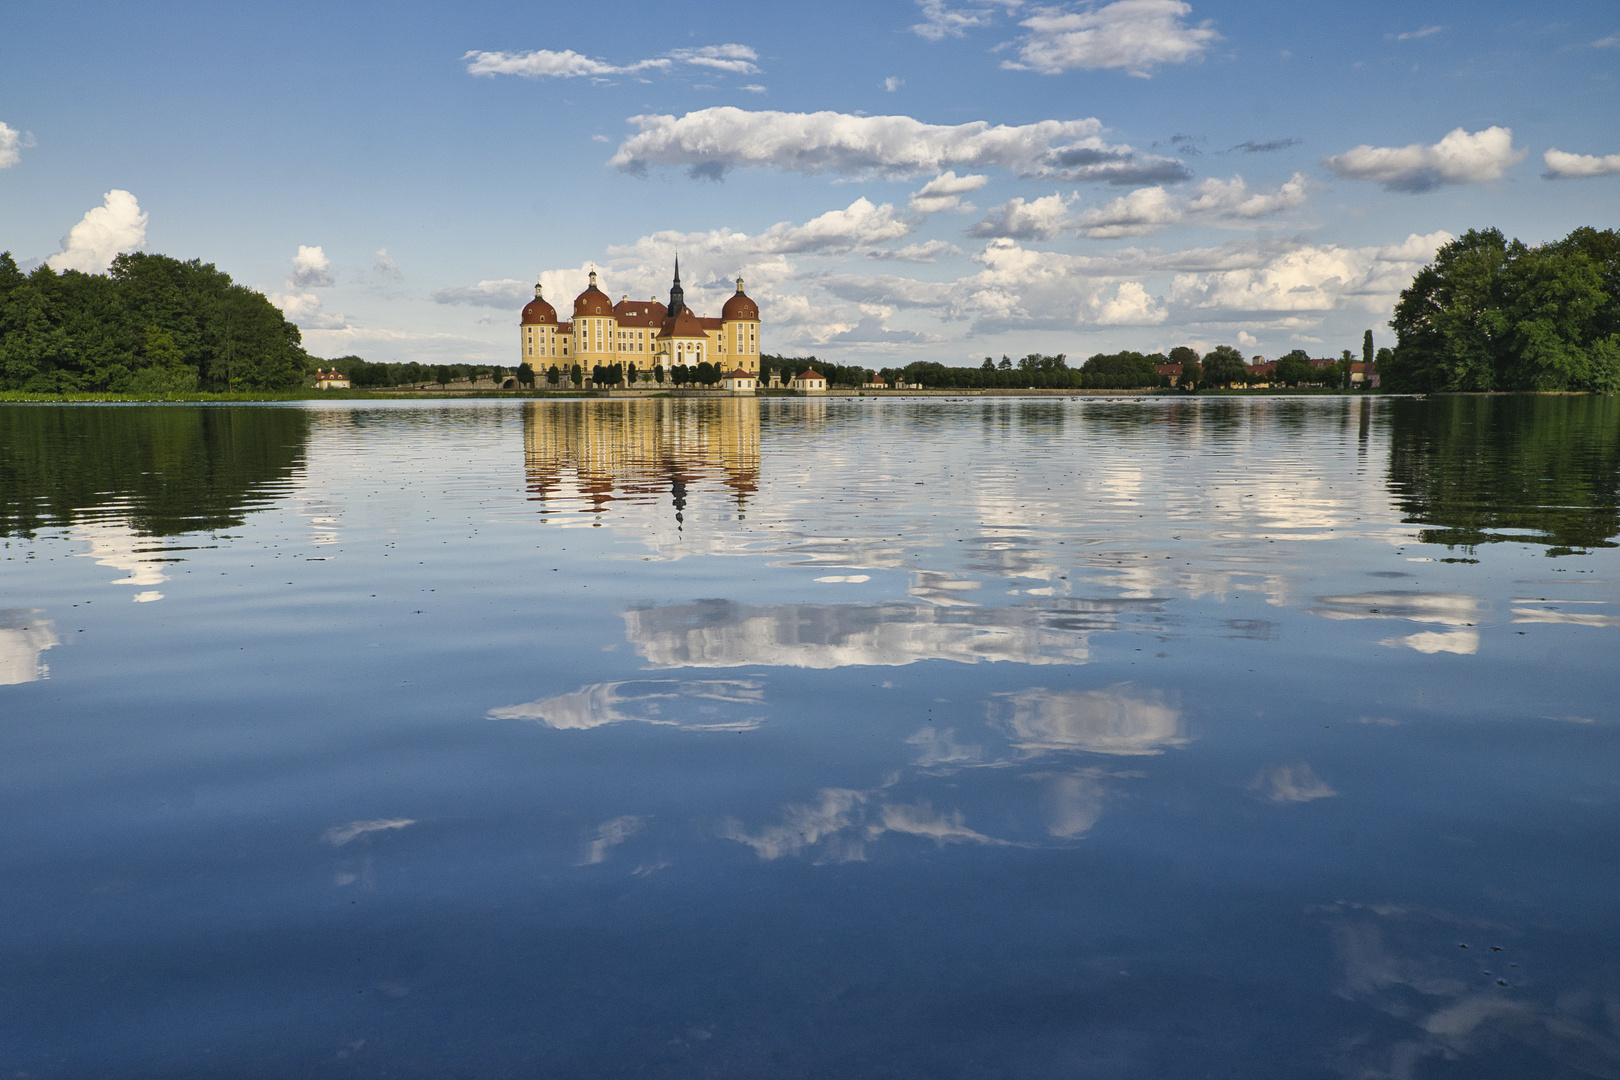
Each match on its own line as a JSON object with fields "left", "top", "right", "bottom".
{"left": 3, "top": 0, "right": 1616, "bottom": 366}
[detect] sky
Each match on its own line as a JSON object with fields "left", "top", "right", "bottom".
{"left": 2, "top": 0, "right": 1616, "bottom": 367}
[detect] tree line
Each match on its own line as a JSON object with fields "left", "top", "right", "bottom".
{"left": 1382, "top": 226, "right": 1620, "bottom": 393}
{"left": 0, "top": 252, "right": 310, "bottom": 392}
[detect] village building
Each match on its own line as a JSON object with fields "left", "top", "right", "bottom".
{"left": 791, "top": 368, "right": 827, "bottom": 393}
{"left": 313, "top": 368, "right": 350, "bottom": 389}
{"left": 519, "top": 260, "right": 760, "bottom": 380}
{"left": 720, "top": 368, "right": 757, "bottom": 394}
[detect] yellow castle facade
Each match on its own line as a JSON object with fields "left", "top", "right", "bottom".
{"left": 519, "top": 260, "right": 761, "bottom": 378}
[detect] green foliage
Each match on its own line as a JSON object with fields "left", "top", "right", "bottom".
{"left": 1200, "top": 345, "right": 1248, "bottom": 388}
{"left": 1274, "top": 350, "right": 1315, "bottom": 387}
{"left": 1363, "top": 329, "right": 1374, "bottom": 368}
{"left": 1386, "top": 226, "right": 1620, "bottom": 393}
{"left": 1079, "top": 352, "right": 1167, "bottom": 389}
{"left": 516, "top": 362, "right": 534, "bottom": 388}
{"left": 0, "top": 251, "right": 311, "bottom": 393}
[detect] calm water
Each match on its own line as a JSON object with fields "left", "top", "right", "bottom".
{"left": 3, "top": 395, "right": 1619, "bottom": 1079}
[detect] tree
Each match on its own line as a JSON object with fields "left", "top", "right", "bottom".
{"left": 997, "top": 356, "right": 1012, "bottom": 370}
{"left": 435, "top": 366, "right": 452, "bottom": 387}
{"left": 1362, "top": 329, "right": 1374, "bottom": 368}
{"left": 546, "top": 365, "right": 560, "bottom": 387}
{"left": 981, "top": 357, "right": 995, "bottom": 371}
{"left": 569, "top": 363, "right": 582, "bottom": 387}
{"left": 1200, "top": 345, "right": 1248, "bottom": 388}
{"left": 1385, "top": 226, "right": 1620, "bottom": 393}
{"left": 517, "top": 362, "right": 534, "bottom": 388}
{"left": 1274, "top": 349, "right": 1314, "bottom": 387}
{"left": 653, "top": 364, "right": 664, "bottom": 384}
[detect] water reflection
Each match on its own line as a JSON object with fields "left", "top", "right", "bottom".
{"left": 1387, "top": 395, "right": 1620, "bottom": 555}
{"left": 0, "top": 404, "right": 309, "bottom": 538}
{"left": 523, "top": 399, "right": 759, "bottom": 521}
{"left": 489, "top": 679, "right": 765, "bottom": 731}
{"left": 1311, "top": 590, "right": 1487, "bottom": 654}
{"left": 623, "top": 598, "right": 1092, "bottom": 668}
{"left": 0, "top": 610, "right": 58, "bottom": 685}
{"left": 991, "top": 685, "right": 1185, "bottom": 755}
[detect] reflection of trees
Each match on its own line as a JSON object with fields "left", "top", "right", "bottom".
{"left": 1387, "top": 396, "right": 1620, "bottom": 555}
{"left": 0, "top": 405, "right": 310, "bottom": 538}
{"left": 523, "top": 399, "right": 759, "bottom": 521}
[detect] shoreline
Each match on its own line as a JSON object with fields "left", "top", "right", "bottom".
{"left": 0, "top": 387, "right": 1422, "bottom": 404}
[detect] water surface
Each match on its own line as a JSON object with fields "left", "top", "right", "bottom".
{"left": 3, "top": 395, "right": 1618, "bottom": 1078}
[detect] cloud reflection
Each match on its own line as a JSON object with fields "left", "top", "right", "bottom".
{"left": 490, "top": 679, "right": 764, "bottom": 731}
{"left": 0, "top": 610, "right": 59, "bottom": 686}
{"left": 323, "top": 818, "right": 415, "bottom": 846}
{"left": 581, "top": 815, "right": 644, "bottom": 865}
{"left": 624, "top": 599, "right": 1089, "bottom": 668}
{"left": 1251, "top": 762, "right": 1337, "bottom": 803}
{"left": 1312, "top": 591, "right": 1487, "bottom": 655}
{"left": 992, "top": 684, "right": 1185, "bottom": 755}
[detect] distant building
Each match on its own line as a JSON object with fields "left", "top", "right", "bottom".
{"left": 519, "top": 260, "right": 761, "bottom": 380}
{"left": 314, "top": 368, "right": 349, "bottom": 389}
{"left": 791, "top": 368, "right": 827, "bottom": 393}
{"left": 721, "top": 368, "right": 758, "bottom": 394}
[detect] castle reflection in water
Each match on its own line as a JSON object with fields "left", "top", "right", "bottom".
{"left": 522, "top": 399, "right": 761, "bottom": 522}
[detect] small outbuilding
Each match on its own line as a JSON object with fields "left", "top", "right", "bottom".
{"left": 721, "top": 367, "right": 758, "bottom": 394}
{"left": 314, "top": 368, "right": 350, "bottom": 389}
{"left": 791, "top": 368, "right": 827, "bottom": 393}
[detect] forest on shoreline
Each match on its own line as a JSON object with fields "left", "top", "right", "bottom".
{"left": 3, "top": 225, "right": 1615, "bottom": 398}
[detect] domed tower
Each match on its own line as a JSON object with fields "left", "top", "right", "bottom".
{"left": 720, "top": 275, "right": 761, "bottom": 374}
{"left": 520, "top": 281, "right": 560, "bottom": 368}
{"left": 572, "top": 270, "right": 618, "bottom": 371}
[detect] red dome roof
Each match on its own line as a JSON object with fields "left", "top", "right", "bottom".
{"left": 522, "top": 295, "right": 558, "bottom": 325}
{"left": 573, "top": 271, "right": 614, "bottom": 318}
{"left": 721, "top": 277, "right": 758, "bottom": 321}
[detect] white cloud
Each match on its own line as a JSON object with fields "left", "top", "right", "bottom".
{"left": 969, "top": 193, "right": 1076, "bottom": 240}
{"left": 1323, "top": 126, "right": 1525, "bottom": 192}
{"left": 1074, "top": 185, "right": 1181, "bottom": 237}
{"left": 908, "top": 170, "right": 989, "bottom": 213}
{"left": 911, "top": 0, "right": 1022, "bottom": 41}
{"left": 1185, "top": 171, "right": 1309, "bottom": 218}
{"left": 1594, "top": 34, "right": 1619, "bottom": 48}
{"left": 433, "top": 278, "right": 534, "bottom": 307}
{"left": 464, "top": 44, "right": 757, "bottom": 79}
{"left": 884, "top": 76, "right": 905, "bottom": 92}
{"left": 667, "top": 45, "right": 761, "bottom": 74}
{"left": 756, "top": 197, "right": 914, "bottom": 252}
{"left": 1171, "top": 230, "right": 1453, "bottom": 314}
{"left": 868, "top": 240, "right": 960, "bottom": 262}
{"left": 1390, "top": 25, "right": 1444, "bottom": 40}
{"left": 0, "top": 122, "right": 27, "bottom": 169}
{"left": 740, "top": 84, "right": 767, "bottom": 94}
{"left": 1251, "top": 763, "right": 1336, "bottom": 803}
{"left": 270, "top": 290, "right": 349, "bottom": 330}
{"left": 1005, "top": 0, "right": 1220, "bottom": 76}
{"left": 288, "top": 244, "right": 334, "bottom": 288}
{"left": 373, "top": 248, "right": 399, "bottom": 276}
{"left": 608, "top": 106, "right": 1182, "bottom": 183}
{"left": 1543, "top": 148, "right": 1620, "bottom": 179}
{"left": 1096, "top": 280, "right": 1167, "bottom": 324}
{"left": 47, "top": 189, "right": 148, "bottom": 274}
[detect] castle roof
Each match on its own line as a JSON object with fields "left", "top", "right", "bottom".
{"left": 658, "top": 307, "right": 708, "bottom": 340}
{"left": 722, "top": 277, "right": 758, "bottom": 321}
{"left": 614, "top": 298, "right": 668, "bottom": 327}
{"left": 573, "top": 271, "right": 614, "bottom": 318}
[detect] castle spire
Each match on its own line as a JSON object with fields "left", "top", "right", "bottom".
{"left": 668, "top": 253, "right": 685, "bottom": 315}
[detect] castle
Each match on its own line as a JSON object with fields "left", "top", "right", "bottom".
{"left": 519, "top": 260, "right": 760, "bottom": 379}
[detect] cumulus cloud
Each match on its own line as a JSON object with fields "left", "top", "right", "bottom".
{"left": 0, "top": 122, "right": 29, "bottom": 169}
{"left": 47, "top": 190, "right": 148, "bottom": 274}
{"left": 1096, "top": 280, "right": 1167, "bottom": 324}
{"left": 433, "top": 278, "right": 534, "bottom": 307}
{"left": 908, "top": 170, "right": 989, "bottom": 213}
{"left": 884, "top": 76, "right": 905, "bottom": 92}
{"left": 1073, "top": 185, "right": 1181, "bottom": 237}
{"left": 373, "top": 248, "right": 400, "bottom": 277}
{"left": 1185, "top": 171, "right": 1309, "bottom": 218}
{"left": 1543, "top": 148, "right": 1620, "bottom": 179}
{"left": 464, "top": 44, "right": 757, "bottom": 79}
{"left": 1171, "top": 230, "right": 1452, "bottom": 314}
{"left": 271, "top": 290, "right": 349, "bottom": 329}
{"left": 868, "top": 240, "right": 960, "bottom": 262}
{"left": 969, "top": 193, "right": 1076, "bottom": 240}
{"left": 608, "top": 106, "right": 1180, "bottom": 183}
{"left": 287, "top": 244, "right": 334, "bottom": 288}
{"left": 755, "top": 197, "right": 914, "bottom": 252}
{"left": 1005, "top": 0, "right": 1220, "bottom": 76}
{"left": 1323, "top": 126, "right": 1525, "bottom": 192}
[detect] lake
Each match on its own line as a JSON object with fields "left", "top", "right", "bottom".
{"left": 3, "top": 394, "right": 1618, "bottom": 1079}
